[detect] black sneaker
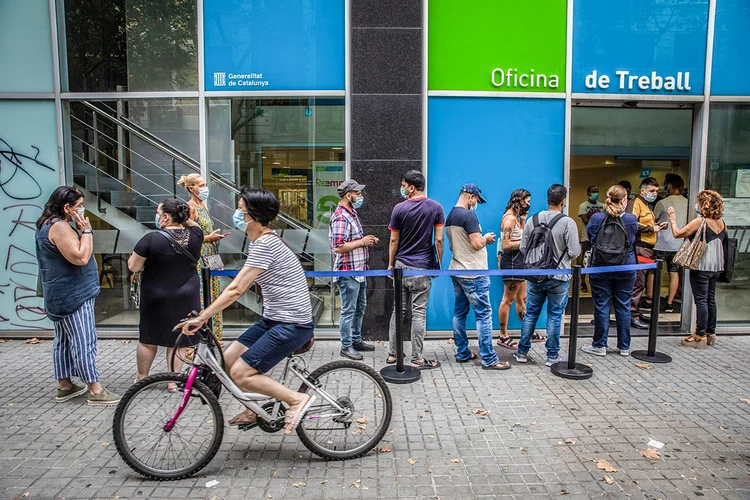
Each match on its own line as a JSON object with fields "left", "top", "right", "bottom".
{"left": 631, "top": 317, "right": 649, "bottom": 330}
{"left": 664, "top": 303, "right": 675, "bottom": 313}
{"left": 639, "top": 300, "right": 653, "bottom": 311}
{"left": 340, "top": 347, "right": 364, "bottom": 361}
{"left": 352, "top": 341, "right": 375, "bottom": 352}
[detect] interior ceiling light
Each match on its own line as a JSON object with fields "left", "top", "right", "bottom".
{"left": 332, "top": 147, "right": 343, "bottom": 150}
{"left": 272, "top": 161, "right": 282, "bottom": 165}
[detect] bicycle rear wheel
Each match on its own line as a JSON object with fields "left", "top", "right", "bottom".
{"left": 112, "top": 372, "right": 224, "bottom": 480}
{"left": 296, "top": 360, "right": 392, "bottom": 460}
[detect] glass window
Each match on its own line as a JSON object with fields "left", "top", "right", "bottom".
{"left": 0, "top": 0, "right": 55, "bottom": 92}
{"left": 62, "top": 0, "right": 198, "bottom": 92}
{"left": 706, "top": 104, "right": 750, "bottom": 325}
{"left": 207, "top": 97, "right": 345, "bottom": 328}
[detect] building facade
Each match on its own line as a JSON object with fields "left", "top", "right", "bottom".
{"left": 1, "top": 0, "right": 748, "bottom": 337}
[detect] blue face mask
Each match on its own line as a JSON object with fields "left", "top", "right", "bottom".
{"left": 197, "top": 187, "right": 209, "bottom": 201}
{"left": 590, "top": 192, "right": 599, "bottom": 202}
{"left": 353, "top": 196, "right": 364, "bottom": 209}
{"left": 644, "top": 193, "right": 657, "bottom": 203}
{"left": 233, "top": 209, "right": 248, "bottom": 232}
{"left": 469, "top": 202, "right": 478, "bottom": 212}
{"left": 154, "top": 213, "right": 162, "bottom": 229}
{"left": 400, "top": 187, "right": 408, "bottom": 199}
{"left": 695, "top": 203, "right": 701, "bottom": 215}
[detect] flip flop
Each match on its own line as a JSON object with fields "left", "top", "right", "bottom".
{"left": 481, "top": 361, "right": 512, "bottom": 370}
{"left": 456, "top": 353, "right": 478, "bottom": 363}
{"left": 411, "top": 358, "right": 441, "bottom": 370}
{"left": 284, "top": 395, "right": 317, "bottom": 436}
{"left": 496, "top": 336, "right": 518, "bottom": 350}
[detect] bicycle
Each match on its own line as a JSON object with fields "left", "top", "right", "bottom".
{"left": 112, "top": 314, "right": 393, "bottom": 480}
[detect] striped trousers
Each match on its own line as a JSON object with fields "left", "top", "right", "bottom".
{"left": 52, "top": 298, "right": 99, "bottom": 383}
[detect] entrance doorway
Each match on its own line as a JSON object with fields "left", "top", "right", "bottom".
{"left": 569, "top": 105, "right": 694, "bottom": 329}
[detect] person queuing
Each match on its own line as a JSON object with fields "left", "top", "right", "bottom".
{"left": 128, "top": 199, "right": 203, "bottom": 388}
{"left": 667, "top": 190, "right": 726, "bottom": 348}
{"left": 626, "top": 177, "right": 666, "bottom": 330}
{"left": 514, "top": 184, "right": 581, "bottom": 367}
{"left": 580, "top": 185, "right": 638, "bottom": 358}
{"left": 35, "top": 186, "right": 120, "bottom": 406}
{"left": 577, "top": 185, "right": 605, "bottom": 293}
{"left": 446, "top": 184, "right": 510, "bottom": 370}
{"left": 653, "top": 174, "right": 687, "bottom": 313}
{"left": 496, "top": 189, "right": 531, "bottom": 350}
{"left": 180, "top": 173, "right": 228, "bottom": 340}
{"left": 386, "top": 170, "right": 444, "bottom": 369}
{"left": 329, "top": 179, "right": 378, "bottom": 361}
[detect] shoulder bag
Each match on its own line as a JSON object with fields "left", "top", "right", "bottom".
{"left": 673, "top": 219, "right": 708, "bottom": 270}
{"left": 719, "top": 221, "right": 736, "bottom": 283}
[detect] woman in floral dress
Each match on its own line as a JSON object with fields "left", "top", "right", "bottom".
{"left": 179, "top": 174, "right": 226, "bottom": 339}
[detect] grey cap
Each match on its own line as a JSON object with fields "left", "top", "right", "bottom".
{"left": 338, "top": 179, "right": 366, "bottom": 197}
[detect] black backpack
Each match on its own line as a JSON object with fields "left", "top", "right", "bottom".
{"left": 591, "top": 215, "right": 630, "bottom": 266}
{"left": 523, "top": 212, "right": 566, "bottom": 283}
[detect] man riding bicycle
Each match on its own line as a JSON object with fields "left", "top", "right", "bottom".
{"left": 176, "top": 187, "right": 315, "bottom": 435}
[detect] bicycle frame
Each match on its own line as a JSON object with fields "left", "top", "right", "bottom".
{"left": 165, "top": 337, "right": 352, "bottom": 431}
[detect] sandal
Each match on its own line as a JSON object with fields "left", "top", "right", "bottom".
{"left": 681, "top": 334, "right": 707, "bottom": 349}
{"left": 496, "top": 336, "right": 518, "bottom": 350}
{"left": 284, "top": 395, "right": 317, "bottom": 435}
{"left": 228, "top": 409, "right": 258, "bottom": 426}
{"left": 456, "top": 353, "right": 477, "bottom": 363}
{"left": 411, "top": 358, "right": 441, "bottom": 370}
{"left": 385, "top": 353, "right": 405, "bottom": 364}
{"left": 707, "top": 334, "right": 717, "bottom": 346}
{"left": 531, "top": 333, "right": 546, "bottom": 343}
{"left": 482, "top": 360, "right": 511, "bottom": 370}
{"left": 167, "top": 383, "right": 178, "bottom": 393}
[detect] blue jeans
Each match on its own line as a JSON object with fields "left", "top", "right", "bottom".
{"left": 518, "top": 279, "right": 570, "bottom": 359}
{"left": 338, "top": 278, "right": 366, "bottom": 349}
{"left": 590, "top": 272, "right": 636, "bottom": 351}
{"left": 452, "top": 276, "right": 498, "bottom": 366}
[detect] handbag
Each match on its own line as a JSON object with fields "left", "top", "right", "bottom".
{"left": 130, "top": 271, "right": 142, "bottom": 309}
{"left": 719, "top": 235, "right": 737, "bottom": 284}
{"left": 202, "top": 252, "right": 224, "bottom": 270}
{"left": 673, "top": 219, "right": 708, "bottom": 270}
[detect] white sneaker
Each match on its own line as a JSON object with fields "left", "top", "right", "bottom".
{"left": 619, "top": 349, "right": 630, "bottom": 357}
{"left": 545, "top": 357, "right": 560, "bottom": 367}
{"left": 581, "top": 345, "right": 607, "bottom": 357}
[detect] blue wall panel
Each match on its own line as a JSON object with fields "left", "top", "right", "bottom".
{"left": 573, "top": 0, "right": 709, "bottom": 95}
{"left": 204, "top": 0, "right": 345, "bottom": 91}
{"left": 711, "top": 0, "right": 750, "bottom": 95}
{"left": 426, "top": 97, "right": 565, "bottom": 332}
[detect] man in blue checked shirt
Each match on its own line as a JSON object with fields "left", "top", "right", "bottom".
{"left": 329, "top": 179, "right": 379, "bottom": 360}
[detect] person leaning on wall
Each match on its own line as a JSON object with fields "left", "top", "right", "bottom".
{"left": 35, "top": 186, "right": 121, "bottom": 406}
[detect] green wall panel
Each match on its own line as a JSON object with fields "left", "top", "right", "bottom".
{"left": 428, "top": 0, "right": 567, "bottom": 92}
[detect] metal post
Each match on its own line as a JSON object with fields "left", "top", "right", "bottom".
{"left": 632, "top": 260, "right": 672, "bottom": 363}
{"left": 380, "top": 267, "right": 421, "bottom": 384}
{"left": 172, "top": 158, "right": 177, "bottom": 198}
{"left": 201, "top": 267, "right": 213, "bottom": 332}
{"left": 92, "top": 111, "right": 106, "bottom": 214}
{"left": 551, "top": 265, "right": 593, "bottom": 380}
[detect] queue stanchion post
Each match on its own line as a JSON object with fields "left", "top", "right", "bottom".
{"left": 380, "top": 267, "right": 421, "bottom": 384}
{"left": 201, "top": 267, "right": 213, "bottom": 331}
{"left": 551, "top": 265, "right": 593, "bottom": 380}
{"left": 632, "top": 259, "right": 672, "bottom": 363}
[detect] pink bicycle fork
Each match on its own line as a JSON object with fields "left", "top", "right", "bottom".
{"left": 164, "top": 366, "right": 199, "bottom": 432}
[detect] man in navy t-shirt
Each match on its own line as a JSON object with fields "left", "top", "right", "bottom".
{"left": 386, "top": 170, "right": 445, "bottom": 369}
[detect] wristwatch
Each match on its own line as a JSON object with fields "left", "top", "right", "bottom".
{"left": 82, "top": 229, "right": 93, "bottom": 234}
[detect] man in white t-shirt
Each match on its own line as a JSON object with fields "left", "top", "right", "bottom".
{"left": 578, "top": 185, "right": 604, "bottom": 291}
{"left": 653, "top": 174, "right": 688, "bottom": 313}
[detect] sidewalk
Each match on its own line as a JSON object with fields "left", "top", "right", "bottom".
{"left": 1, "top": 336, "right": 749, "bottom": 500}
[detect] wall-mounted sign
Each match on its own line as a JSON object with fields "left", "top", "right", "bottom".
{"left": 491, "top": 68, "right": 561, "bottom": 90}
{"left": 585, "top": 70, "right": 692, "bottom": 92}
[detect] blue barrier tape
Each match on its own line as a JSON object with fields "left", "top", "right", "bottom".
{"left": 209, "top": 263, "right": 657, "bottom": 279}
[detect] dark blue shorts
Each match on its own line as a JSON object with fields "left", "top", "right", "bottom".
{"left": 237, "top": 317, "right": 314, "bottom": 373}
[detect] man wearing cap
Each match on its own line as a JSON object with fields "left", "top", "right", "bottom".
{"left": 446, "top": 184, "right": 510, "bottom": 370}
{"left": 329, "top": 179, "right": 379, "bottom": 360}
{"left": 386, "top": 170, "right": 445, "bottom": 369}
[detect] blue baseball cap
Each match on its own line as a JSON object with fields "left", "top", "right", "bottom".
{"left": 461, "top": 183, "right": 487, "bottom": 203}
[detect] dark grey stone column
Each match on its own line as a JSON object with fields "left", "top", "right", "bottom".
{"left": 350, "top": 0, "right": 423, "bottom": 340}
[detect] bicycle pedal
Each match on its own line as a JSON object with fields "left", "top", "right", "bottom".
{"left": 237, "top": 422, "right": 258, "bottom": 431}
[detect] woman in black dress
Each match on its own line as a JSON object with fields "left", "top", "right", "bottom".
{"left": 128, "top": 198, "right": 202, "bottom": 388}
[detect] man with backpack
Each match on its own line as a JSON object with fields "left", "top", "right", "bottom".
{"left": 513, "top": 184, "right": 581, "bottom": 366}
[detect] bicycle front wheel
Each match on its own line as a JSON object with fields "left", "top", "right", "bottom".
{"left": 296, "top": 360, "right": 392, "bottom": 460}
{"left": 112, "top": 372, "right": 224, "bottom": 480}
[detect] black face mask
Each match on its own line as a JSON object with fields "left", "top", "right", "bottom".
{"left": 519, "top": 205, "right": 530, "bottom": 216}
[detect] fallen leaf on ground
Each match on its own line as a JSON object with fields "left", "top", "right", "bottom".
{"left": 445, "top": 338, "right": 454, "bottom": 344}
{"left": 564, "top": 439, "right": 576, "bottom": 445}
{"left": 292, "top": 482, "right": 305, "bottom": 488}
{"left": 22, "top": 493, "right": 29, "bottom": 498}
{"left": 560, "top": 490, "right": 570, "bottom": 495}
{"left": 451, "top": 458, "right": 461, "bottom": 463}
{"left": 473, "top": 409, "right": 489, "bottom": 416}
{"left": 350, "top": 480, "right": 368, "bottom": 490}
{"left": 320, "top": 480, "right": 328, "bottom": 484}
{"left": 378, "top": 446, "right": 392, "bottom": 453}
{"left": 428, "top": 435, "right": 434, "bottom": 438}
{"left": 376, "top": 393, "right": 382, "bottom": 398}
{"left": 520, "top": 447, "right": 528, "bottom": 452}
{"left": 120, "top": 340, "right": 132, "bottom": 344}
{"left": 742, "top": 398, "right": 750, "bottom": 405}
{"left": 603, "top": 475, "right": 615, "bottom": 485}
{"left": 355, "top": 417, "right": 368, "bottom": 424}
{"left": 719, "top": 426, "right": 726, "bottom": 430}
{"left": 640, "top": 448, "right": 661, "bottom": 460}
{"left": 634, "top": 363, "right": 652, "bottom": 369}
{"left": 101, "top": 441, "right": 110, "bottom": 446}
{"left": 24, "top": 338, "right": 40, "bottom": 344}
{"left": 595, "top": 459, "right": 617, "bottom": 473}
{"left": 407, "top": 458, "right": 417, "bottom": 465}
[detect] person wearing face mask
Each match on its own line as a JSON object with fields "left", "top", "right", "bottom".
{"left": 496, "top": 188, "right": 532, "bottom": 349}
{"left": 176, "top": 188, "right": 316, "bottom": 434}
{"left": 128, "top": 198, "right": 203, "bottom": 386}
{"left": 35, "top": 186, "right": 120, "bottom": 406}
{"left": 386, "top": 170, "right": 445, "bottom": 369}
{"left": 652, "top": 175, "right": 688, "bottom": 313}
{"left": 179, "top": 174, "right": 228, "bottom": 340}
{"left": 625, "top": 177, "right": 667, "bottom": 329}
{"left": 329, "top": 179, "right": 379, "bottom": 360}
{"left": 578, "top": 186, "right": 605, "bottom": 293}
{"left": 580, "top": 185, "right": 638, "bottom": 358}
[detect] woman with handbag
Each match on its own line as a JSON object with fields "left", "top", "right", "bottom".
{"left": 128, "top": 198, "right": 203, "bottom": 387}
{"left": 667, "top": 190, "right": 726, "bottom": 348}
{"left": 179, "top": 174, "right": 227, "bottom": 340}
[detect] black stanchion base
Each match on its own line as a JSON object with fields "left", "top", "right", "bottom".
{"left": 380, "top": 365, "right": 421, "bottom": 384}
{"left": 630, "top": 350, "right": 672, "bottom": 363}
{"left": 550, "top": 362, "right": 594, "bottom": 380}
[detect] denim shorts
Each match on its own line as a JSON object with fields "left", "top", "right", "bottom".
{"left": 237, "top": 317, "right": 314, "bottom": 373}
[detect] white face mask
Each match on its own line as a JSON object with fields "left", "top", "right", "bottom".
{"left": 76, "top": 207, "right": 86, "bottom": 218}
{"left": 196, "top": 187, "right": 209, "bottom": 201}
